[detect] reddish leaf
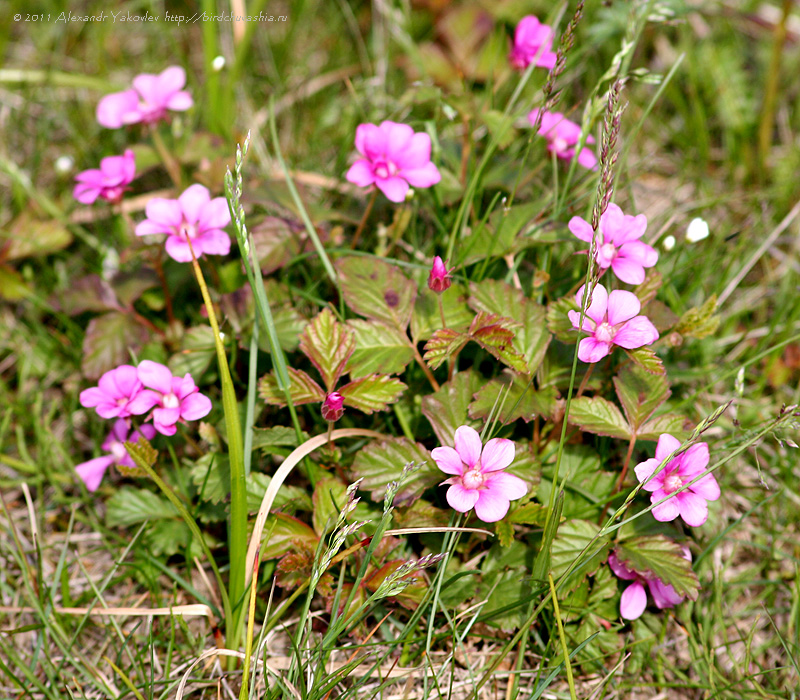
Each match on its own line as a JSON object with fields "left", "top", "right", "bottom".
{"left": 469, "top": 311, "right": 527, "bottom": 372}
{"left": 258, "top": 368, "right": 326, "bottom": 406}
{"left": 299, "top": 308, "right": 355, "bottom": 392}
{"left": 339, "top": 374, "right": 407, "bottom": 414}
{"left": 422, "top": 327, "right": 468, "bottom": 370}
{"left": 81, "top": 312, "right": 150, "bottom": 380}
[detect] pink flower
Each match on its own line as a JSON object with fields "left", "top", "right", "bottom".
{"left": 509, "top": 16, "right": 558, "bottom": 71}
{"left": 321, "top": 392, "right": 345, "bottom": 422}
{"left": 73, "top": 150, "right": 136, "bottom": 205}
{"left": 75, "top": 419, "right": 157, "bottom": 492}
{"left": 428, "top": 256, "right": 452, "bottom": 293}
{"left": 608, "top": 547, "right": 690, "bottom": 620}
{"left": 634, "top": 434, "right": 720, "bottom": 527}
{"left": 80, "top": 365, "right": 144, "bottom": 419}
{"left": 345, "top": 121, "right": 441, "bottom": 203}
{"left": 569, "top": 204, "right": 658, "bottom": 285}
{"left": 127, "top": 361, "right": 212, "bottom": 436}
{"left": 96, "top": 66, "right": 193, "bottom": 128}
{"left": 568, "top": 284, "right": 659, "bottom": 363}
{"left": 135, "top": 184, "right": 231, "bottom": 262}
{"left": 528, "top": 109, "right": 597, "bottom": 170}
{"left": 432, "top": 425, "right": 527, "bottom": 522}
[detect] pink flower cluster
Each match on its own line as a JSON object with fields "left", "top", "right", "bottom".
{"left": 609, "top": 548, "right": 690, "bottom": 620}
{"left": 528, "top": 109, "right": 597, "bottom": 170}
{"left": 73, "top": 149, "right": 136, "bottom": 205}
{"left": 509, "top": 16, "right": 558, "bottom": 71}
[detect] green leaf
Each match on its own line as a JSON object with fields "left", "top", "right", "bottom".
{"left": 336, "top": 256, "right": 416, "bottom": 332}
{"left": 350, "top": 438, "right": 438, "bottom": 505}
{"left": 146, "top": 520, "right": 196, "bottom": 558}
{"left": 469, "top": 279, "right": 551, "bottom": 374}
{"left": 169, "top": 326, "right": 216, "bottom": 379}
{"left": 469, "top": 311, "right": 527, "bottom": 372}
{"left": 550, "top": 520, "right": 610, "bottom": 592}
{"left": 469, "top": 371, "right": 563, "bottom": 424}
{"left": 624, "top": 346, "right": 665, "bottom": 375}
{"left": 613, "top": 363, "right": 670, "bottom": 433}
{"left": 346, "top": 320, "right": 414, "bottom": 378}
{"left": 674, "top": 295, "right": 720, "bottom": 340}
{"left": 339, "top": 374, "right": 406, "bottom": 414}
{"left": 509, "top": 502, "right": 547, "bottom": 525}
{"left": 81, "top": 312, "right": 150, "bottom": 380}
{"left": 633, "top": 270, "right": 662, "bottom": 306}
{"left": 1, "top": 212, "right": 72, "bottom": 260}
{"left": 251, "top": 426, "right": 306, "bottom": 452}
{"left": 260, "top": 512, "right": 319, "bottom": 561}
{"left": 112, "top": 268, "right": 161, "bottom": 308}
{"left": 421, "top": 370, "right": 483, "bottom": 446}
{"left": 312, "top": 476, "right": 348, "bottom": 535}
{"left": 190, "top": 453, "right": 230, "bottom": 505}
{"left": 547, "top": 296, "right": 580, "bottom": 343}
{"left": 483, "top": 109, "right": 517, "bottom": 149}
{"left": 495, "top": 519, "right": 515, "bottom": 547}
{"left": 568, "top": 396, "right": 631, "bottom": 439}
{"left": 258, "top": 368, "right": 326, "bottom": 406}
{"left": 0, "top": 265, "right": 29, "bottom": 300}
{"left": 106, "top": 488, "right": 178, "bottom": 528}
{"left": 57, "top": 275, "right": 120, "bottom": 315}
{"left": 247, "top": 472, "right": 313, "bottom": 513}
{"left": 538, "top": 447, "right": 615, "bottom": 521}
{"left": 299, "top": 308, "right": 355, "bottom": 392}
{"left": 638, "top": 413, "right": 691, "bottom": 442}
{"left": 410, "top": 283, "right": 473, "bottom": 342}
{"left": 615, "top": 536, "right": 699, "bottom": 599}
{"left": 422, "top": 327, "right": 468, "bottom": 370}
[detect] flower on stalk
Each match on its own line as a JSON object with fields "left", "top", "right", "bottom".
{"left": 73, "top": 150, "right": 136, "bottom": 204}
{"left": 97, "top": 66, "right": 193, "bottom": 128}
{"left": 127, "top": 361, "right": 212, "bottom": 436}
{"left": 608, "top": 547, "right": 690, "bottom": 620}
{"left": 75, "top": 419, "right": 156, "bottom": 492}
{"left": 432, "top": 425, "right": 526, "bottom": 522}
{"left": 509, "top": 16, "right": 557, "bottom": 71}
{"left": 80, "top": 364, "right": 145, "bottom": 419}
{"left": 528, "top": 109, "right": 597, "bottom": 170}
{"left": 345, "top": 121, "right": 441, "bottom": 203}
{"left": 634, "top": 433, "right": 720, "bottom": 527}
{"left": 568, "top": 203, "right": 658, "bottom": 285}
{"left": 321, "top": 392, "right": 345, "bottom": 422}
{"left": 568, "top": 284, "right": 659, "bottom": 363}
{"left": 427, "top": 256, "right": 452, "bottom": 293}
{"left": 135, "top": 183, "right": 231, "bottom": 262}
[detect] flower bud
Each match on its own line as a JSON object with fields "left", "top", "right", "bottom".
{"left": 686, "top": 217, "right": 709, "bottom": 243}
{"left": 321, "top": 391, "right": 345, "bottom": 422}
{"left": 427, "top": 256, "right": 452, "bottom": 293}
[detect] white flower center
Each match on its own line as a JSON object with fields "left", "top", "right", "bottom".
{"left": 599, "top": 242, "right": 617, "bottom": 264}
{"left": 374, "top": 160, "right": 397, "bottom": 179}
{"left": 110, "top": 441, "right": 128, "bottom": 462}
{"left": 462, "top": 467, "right": 486, "bottom": 490}
{"left": 552, "top": 136, "right": 569, "bottom": 154}
{"left": 179, "top": 221, "right": 198, "bottom": 240}
{"left": 595, "top": 322, "right": 615, "bottom": 344}
{"left": 162, "top": 393, "right": 180, "bottom": 409}
{"left": 663, "top": 472, "right": 684, "bottom": 495}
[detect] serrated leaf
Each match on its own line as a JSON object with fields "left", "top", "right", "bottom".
{"left": 247, "top": 472, "right": 313, "bottom": 513}
{"left": 410, "top": 283, "right": 473, "bottom": 342}
{"left": 268, "top": 305, "right": 308, "bottom": 354}
{"left": 547, "top": 296, "right": 580, "bottom": 343}
{"left": 538, "top": 447, "right": 615, "bottom": 520}
{"left": 55, "top": 275, "right": 120, "bottom": 315}
{"left": 422, "top": 327, "right": 468, "bottom": 370}
{"left": 1, "top": 212, "right": 72, "bottom": 260}
{"left": 169, "top": 326, "right": 216, "bottom": 378}
{"left": 643, "top": 300, "right": 679, "bottom": 332}
{"left": 125, "top": 438, "right": 159, "bottom": 468}
{"left": 625, "top": 346, "right": 665, "bottom": 375}
{"left": 106, "top": 488, "right": 177, "bottom": 528}
{"left": 469, "top": 371, "right": 563, "bottom": 424}
{"left": 568, "top": 396, "right": 631, "bottom": 439}
{"left": 469, "top": 279, "right": 551, "bottom": 374}
{"left": 339, "top": 374, "right": 406, "bottom": 414}
{"left": 350, "top": 438, "right": 438, "bottom": 505}
{"left": 260, "top": 512, "right": 319, "bottom": 561}
{"left": 299, "top": 308, "right": 355, "bottom": 392}
{"left": 633, "top": 270, "right": 662, "bottom": 306}
{"left": 346, "top": 320, "right": 414, "bottom": 378}
{"left": 146, "top": 519, "right": 195, "bottom": 558}
{"left": 81, "top": 312, "right": 150, "bottom": 380}
{"left": 258, "top": 368, "right": 326, "bottom": 406}
{"left": 112, "top": 268, "right": 161, "bottom": 308}
{"left": 421, "top": 370, "right": 483, "bottom": 446}
{"left": 495, "top": 519, "right": 515, "bottom": 547}
{"left": 251, "top": 426, "right": 304, "bottom": 451}
{"left": 675, "top": 295, "right": 720, "bottom": 339}
{"left": 615, "top": 536, "right": 699, "bottom": 599}
{"left": 336, "top": 256, "right": 416, "bottom": 331}
{"left": 250, "top": 216, "right": 308, "bottom": 275}
{"left": 613, "top": 363, "right": 670, "bottom": 433}
{"left": 190, "top": 453, "right": 230, "bottom": 505}
{"left": 509, "top": 502, "right": 547, "bottom": 525}
{"left": 638, "top": 413, "right": 691, "bottom": 441}
{"left": 469, "top": 311, "right": 527, "bottom": 372}
{"left": 550, "top": 520, "right": 610, "bottom": 592}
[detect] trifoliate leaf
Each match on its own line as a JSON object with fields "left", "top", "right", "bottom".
{"left": 410, "top": 283, "right": 473, "bottom": 342}
{"left": 422, "top": 327, "right": 469, "bottom": 370}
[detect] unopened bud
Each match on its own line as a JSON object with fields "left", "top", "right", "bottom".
{"left": 321, "top": 391, "right": 344, "bottom": 422}
{"left": 428, "top": 256, "right": 452, "bottom": 293}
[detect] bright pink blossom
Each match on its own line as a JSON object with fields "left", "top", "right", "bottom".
{"left": 568, "top": 284, "right": 659, "bottom": 363}
{"left": 634, "top": 434, "right": 720, "bottom": 527}
{"left": 432, "top": 425, "right": 526, "bottom": 522}
{"left": 97, "top": 66, "right": 193, "bottom": 128}
{"left": 75, "top": 419, "right": 156, "bottom": 492}
{"left": 346, "top": 121, "right": 441, "bottom": 203}
{"left": 509, "top": 16, "right": 558, "bottom": 71}
{"left": 80, "top": 365, "right": 144, "bottom": 419}
{"left": 321, "top": 392, "right": 345, "bottom": 422}
{"left": 528, "top": 109, "right": 597, "bottom": 170}
{"left": 609, "top": 547, "right": 690, "bottom": 620}
{"left": 126, "top": 361, "right": 212, "bottom": 436}
{"left": 135, "top": 184, "right": 231, "bottom": 262}
{"left": 569, "top": 203, "right": 658, "bottom": 285}
{"left": 428, "top": 256, "right": 452, "bottom": 293}
{"left": 73, "top": 150, "right": 136, "bottom": 204}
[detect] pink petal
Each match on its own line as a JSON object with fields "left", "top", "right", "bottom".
{"left": 111, "top": 365, "right": 141, "bottom": 397}
{"left": 144, "top": 197, "right": 184, "bottom": 228}
{"left": 381, "top": 121, "right": 414, "bottom": 160}
{"left": 153, "top": 406, "right": 181, "bottom": 433}
{"left": 135, "top": 424, "right": 158, "bottom": 441}
{"left": 166, "top": 91, "right": 194, "bottom": 111}
{"left": 578, "top": 337, "right": 611, "bottom": 363}
{"left": 648, "top": 579, "right": 683, "bottom": 609}
{"left": 180, "top": 393, "right": 212, "bottom": 421}
{"left": 568, "top": 216, "right": 594, "bottom": 243}
{"left": 613, "top": 316, "right": 659, "bottom": 349}
{"left": 126, "top": 389, "right": 161, "bottom": 415}
{"left": 346, "top": 160, "right": 376, "bottom": 187}
{"left": 610, "top": 257, "right": 646, "bottom": 285}
{"left": 608, "top": 552, "right": 638, "bottom": 581}
{"left": 375, "top": 176, "right": 409, "bottom": 203}
{"left": 568, "top": 309, "right": 595, "bottom": 333}
{"left": 606, "top": 290, "right": 641, "bottom": 326}
{"left": 618, "top": 240, "right": 658, "bottom": 267}
{"left": 79, "top": 386, "right": 107, "bottom": 409}
{"left": 74, "top": 184, "right": 100, "bottom": 204}
{"left": 178, "top": 184, "right": 211, "bottom": 224}
{"left": 473, "top": 489, "right": 511, "bottom": 522}
{"left": 454, "top": 426, "right": 483, "bottom": 468}
{"left": 431, "top": 446, "right": 464, "bottom": 475}
{"left": 76, "top": 456, "right": 115, "bottom": 492}
{"left": 194, "top": 229, "right": 231, "bottom": 257}
{"left": 651, "top": 493, "right": 680, "bottom": 522}
{"left": 484, "top": 471, "right": 527, "bottom": 500}
{"left": 137, "top": 360, "right": 174, "bottom": 394}
{"left": 157, "top": 66, "right": 187, "bottom": 92}
{"left": 680, "top": 442, "right": 710, "bottom": 475}
{"left": 401, "top": 162, "right": 441, "bottom": 188}
{"left": 620, "top": 581, "right": 647, "bottom": 620}
{"left": 394, "top": 132, "right": 431, "bottom": 170}
{"left": 132, "top": 73, "right": 159, "bottom": 101}
{"left": 688, "top": 473, "right": 720, "bottom": 501}
{"left": 480, "top": 438, "right": 516, "bottom": 472}
{"left": 634, "top": 457, "right": 663, "bottom": 491}
{"left": 613, "top": 213, "right": 648, "bottom": 245}
{"left": 97, "top": 89, "right": 140, "bottom": 128}
{"left": 164, "top": 235, "right": 195, "bottom": 262}
{"left": 655, "top": 433, "right": 682, "bottom": 461}
{"left": 135, "top": 219, "right": 170, "bottom": 238}
{"left": 446, "top": 484, "right": 479, "bottom": 513}
{"left": 354, "top": 123, "right": 383, "bottom": 159}
{"left": 576, "top": 146, "right": 598, "bottom": 170}
{"left": 676, "top": 491, "right": 709, "bottom": 527}
{"left": 575, "top": 283, "right": 608, "bottom": 326}
{"left": 198, "top": 197, "right": 231, "bottom": 230}
{"left": 109, "top": 418, "right": 131, "bottom": 443}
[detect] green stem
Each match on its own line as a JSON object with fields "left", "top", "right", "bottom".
{"left": 149, "top": 126, "right": 182, "bottom": 190}
{"left": 549, "top": 573, "right": 577, "bottom": 700}
{"left": 351, "top": 189, "right": 377, "bottom": 250}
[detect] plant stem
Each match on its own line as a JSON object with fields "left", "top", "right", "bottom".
{"left": 351, "top": 189, "right": 377, "bottom": 250}
{"left": 616, "top": 434, "right": 637, "bottom": 493}
{"left": 411, "top": 343, "right": 440, "bottom": 391}
{"left": 149, "top": 126, "right": 183, "bottom": 189}
{"left": 575, "top": 362, "right": 594, "bottom": 398}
